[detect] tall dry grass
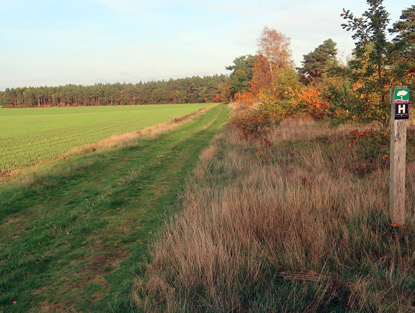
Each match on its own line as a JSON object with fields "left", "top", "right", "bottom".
{"left": 133, "top": 119, "right": 415, "bottom": 312}
{"left": 269, "top": 118, "right": 378, "bottom": 143}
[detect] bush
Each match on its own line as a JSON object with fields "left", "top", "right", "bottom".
{"left": 347, "top": 129, "right": 389, "bottom": 174}
{"left": 233, "top": 91, "right": 256, "bottom": 107}
{"left": 230, "top": 109, "right": 280, "bottom": 161}
{"left": 347, "top": 128, "right": 415, "bottom": 175}
{"left": 286, "top": 86, "right": 329, "bottom": 119}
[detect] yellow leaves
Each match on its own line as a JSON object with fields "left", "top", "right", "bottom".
{"left": 257, "top": 27, "right": 292, "bottom": 71}
{"left": 286, "top": 86, "right": 328, "bottom": 119}
{"left": 233, "top": 91, "right": 256, "bottom": 107}
{"left": 352, "top": 82, "right": 362, "bottom": 92}
{"left": 250, "top": 55, "right": 273, "bottom": 94}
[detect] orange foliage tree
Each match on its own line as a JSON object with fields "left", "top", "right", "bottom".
{"left": 251, "top": 27, "right": 293, "bottom": 94}
{"left": 233, "top": 27, "right": 335, "bottom": 121}
{"left": 257, "top": 27, "right": 292, "bottom": 75}
{"left": 249, "top": 27, "right": 299, "bottom": 117}
{"left": 250, "top": 55, "right": 273, "bottom": 94}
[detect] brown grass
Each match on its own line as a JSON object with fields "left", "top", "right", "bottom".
{"left": 269, "top": 118, "right": 378, "bottom": 143}
{"left": 33, "top": 303, "right": 77, "bottom": 313}
{"left": 198, "top": 139, "right": 218, "bottom": 162}
{"left": 133, "top": 119, "right": 415, "bottom": 312}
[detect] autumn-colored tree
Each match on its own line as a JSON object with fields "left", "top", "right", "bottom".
{"left": 257, "top": 27, "right": 292, "bottom": 74}
{"left": 328, "top": 1, "right": 415, "bottom": 128}
{"left": 272, "top": 66, "right": 302, "bottom": 101}
{"left": 251, "top": 27, "right": 293, "bottom": 94}
{"left": 336, "top": 0, "right": 393, "bottom": 128}
{"left": 247, "top": 27, "right": 304, "bottom": 118}
{"left": 250, "top": 55, "right": 273, "bottom": 94}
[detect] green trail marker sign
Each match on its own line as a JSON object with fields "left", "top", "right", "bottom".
{"left": 394, "top": 88, "right": 409, "bottom": 120}
{"left": 390, "top": 86, "right": 409, "bottom": 226}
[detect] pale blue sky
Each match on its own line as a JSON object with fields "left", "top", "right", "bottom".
{"left": 0, "top": 0, "right": 412, "bottom": 90}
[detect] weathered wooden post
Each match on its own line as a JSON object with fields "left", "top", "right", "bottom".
{"left": 390, "top": 86, "right": 409, "bottom": 226}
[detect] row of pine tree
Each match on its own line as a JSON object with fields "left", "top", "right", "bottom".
{"left": 0, "top": 75, "right": 230, "bottom": 107}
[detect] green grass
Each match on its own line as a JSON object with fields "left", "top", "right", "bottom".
{"left": 0, "top": 104, "right": 229, "bottom": 312}
{"left": 0, "top": 103, "right": 211, "bottom": 174}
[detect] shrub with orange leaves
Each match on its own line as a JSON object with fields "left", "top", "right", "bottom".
{"left": 257, "top": 89, "right": 284, "bottom": 117}
{"left": 233, "top": 91, "right": 256, "bottom": 107}
{"left": 286, "top": 86, "right": 329, "bottom": 119}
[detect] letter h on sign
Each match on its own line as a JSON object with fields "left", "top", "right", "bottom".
{"left": 395, "top": 103, "right": 408, "bottom": 119}
{"left": 398, "top": 104, "right": 406, "bottom": 114}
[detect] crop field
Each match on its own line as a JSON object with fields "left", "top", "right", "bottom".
{"left": 0, "top": 103, "right": 211, "bottom": 175}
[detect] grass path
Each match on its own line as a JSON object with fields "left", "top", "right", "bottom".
{"left": 0, "top": 104, "right": 228, "bottom": 312}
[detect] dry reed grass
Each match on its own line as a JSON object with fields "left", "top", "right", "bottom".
{"left": 134, "top": 119, "right": 415, "bottom": 312}
{"left": 269, "top": 118, "right": 378, "bottom": 143}
{"left": 198, "top": 136, "right": 220, "bottom": 162}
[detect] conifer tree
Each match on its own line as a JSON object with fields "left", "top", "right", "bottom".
{"left": 298, "top": 39, "right": 338, "bottom": 85}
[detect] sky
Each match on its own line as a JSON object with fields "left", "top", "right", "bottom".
{"left": 0, "top": 0, "right": 413, "bottom": 90}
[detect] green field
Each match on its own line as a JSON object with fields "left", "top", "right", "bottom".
{"left": 0, "top": 105, "right": 229, "bottom": 312}
{"left": 0, "top": 104, "right": 211, "bottom": 175}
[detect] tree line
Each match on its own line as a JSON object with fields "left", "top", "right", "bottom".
{"left": 0, "top": 75, "right": 230, "bottom": 107}
{"left": 226, "top": 2, "right": 415, "bottom": 128}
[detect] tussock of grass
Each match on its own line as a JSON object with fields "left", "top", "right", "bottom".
{"left": 198, "top": 140, "right": 218, "bottom": 162}
{"left": 134, "top": 119, "right": 415, "bottom": 312}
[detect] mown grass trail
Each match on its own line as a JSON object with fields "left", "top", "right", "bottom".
{"left": 0, "top": 105, "right": 228, "bottom": 312}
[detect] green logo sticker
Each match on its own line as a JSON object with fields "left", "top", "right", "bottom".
{"left": 394, "top": 88, "right": 409, "bottom": 101}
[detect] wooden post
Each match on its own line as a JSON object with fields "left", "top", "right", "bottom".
{"left": 390, "top": 86, "right": 409, "bottom": 226}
